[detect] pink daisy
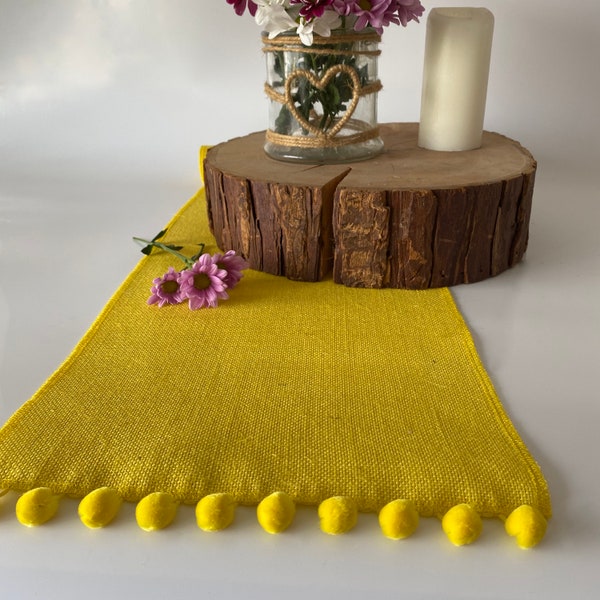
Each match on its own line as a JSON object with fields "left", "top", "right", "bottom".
{"left": 395, "top": 0, "right": 425, "bottom": 27}
{"left": 226, "top": 0, "right": 257, "bottom": 16}
{"left": 212, "top": 250, "right": 249, "bottom": 289}
{"left": 178, "top": 254, "right": 229, "bottom": 310}
{"left": 147, "top": 267, "right": 184, "bottom": 307}
{"left": 348, "top": 0, "right": 394, "bottom": 32}
{"left": 290, "top": 0, "right": 336, "bottom": 21}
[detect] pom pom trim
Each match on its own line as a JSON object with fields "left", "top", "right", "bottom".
{"left": 1, "top": 488, "right": 549, "bottom": 547}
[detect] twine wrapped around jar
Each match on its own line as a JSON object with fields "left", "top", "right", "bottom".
{"left": 262, "top": 30, "right": 384, "bottom": 163}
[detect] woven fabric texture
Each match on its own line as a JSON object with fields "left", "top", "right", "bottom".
{"left": 0, "top": 190, "right": 551, "bottom": 519}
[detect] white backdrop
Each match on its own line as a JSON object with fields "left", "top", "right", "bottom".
{"left": 2, "top": 0, "right": 598, "bottom": 182}
{"left": 1, "top": 1, "right": 599, "bottom": 599}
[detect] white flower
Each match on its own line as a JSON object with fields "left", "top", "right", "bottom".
{"left": 254, "top": 0, "right": 297, "bottom": 39}
{"left": 296, "top": 10, "right": 342, "bottom": 46}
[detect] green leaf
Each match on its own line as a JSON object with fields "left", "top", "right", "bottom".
{"left": 275, "top": 105, "right": 293, "bottom": 134}
{"left": 330, "top": 83, "right": 340, "bottom": 108}
{"left": 152, "top": 229, "right": 167, "bottom": 242}
{"left": 190, "top": 243, "right": 206, "bottom": 262}
{"left": 358, "top": 64, "right": 370, "bottom": 86}
{"left": 140, "top": 229, "right": 169, "bottom": 255}
{"left": 273, "top": 52, "right": 285, "bottom": 79}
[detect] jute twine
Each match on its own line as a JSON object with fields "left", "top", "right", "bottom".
{"left": 265, "top": 120, "right": 381, "bottom": 149}
{"left": 263, "top": 32, "right": 382, "bottom": 149}
{"left": 262, "top": 30, "right": 382, "bottom": 56}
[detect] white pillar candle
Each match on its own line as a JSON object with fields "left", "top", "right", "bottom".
{"left": 418, "top": 7, "right": 494, "bottom": 151}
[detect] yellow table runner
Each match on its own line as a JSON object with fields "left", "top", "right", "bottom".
{"left": 0, "top": 189, "right": 551, "bottom": 542}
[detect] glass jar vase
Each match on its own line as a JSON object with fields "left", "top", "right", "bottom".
{"left": 263, "top": 29, "right": 384, "bottom": 164}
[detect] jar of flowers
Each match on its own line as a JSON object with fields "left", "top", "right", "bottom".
{"left": 227, "top": 0, "right": 425, "bottom": 163}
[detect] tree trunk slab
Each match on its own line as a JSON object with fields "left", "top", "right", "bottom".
{"left": 204, "top": 122, "right": 536, "bottom": 289}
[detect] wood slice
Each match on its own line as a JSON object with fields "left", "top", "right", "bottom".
{"left": 204, "top": 123, "right": 536, "bottom": 288}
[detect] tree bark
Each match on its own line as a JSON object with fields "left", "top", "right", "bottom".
{"left": 204, "top": 123, "right": 536, "bottom": 288}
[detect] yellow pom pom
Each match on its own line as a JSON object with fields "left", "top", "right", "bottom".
{"left": 379, "top": 499, "right": 419, "bottom": 540}
{"left": 78, "top": 487, "right": 123, "bottom": 529}
{"left": 442, "top": 504, "right": 482, "bottom": 546}
{"left": 196, "top": 493, "right": 236, "bottom": 532}
{"left": 318, "top": 496, "right": 358, "bottom": 535}
{"left": 505, "top": 505, "right": 548, "bottom": 549}
{"left": 16, "top": 487, "right": 60, "bottom": 527}
{"left": 135, "top": 492, "right": 178, "bottom": 531}
{"left": 257, "top": 492, "right": 296, "bottom": 534}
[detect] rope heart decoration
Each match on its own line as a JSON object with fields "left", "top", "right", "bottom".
{"left": 264, "top": 65, "right": 382, "bottom": 146}
{"left": 265, "top": 72, "right": 382, "bottom": 147}
{"left": 285, "top": 65, "right": 362, "bottom": 138}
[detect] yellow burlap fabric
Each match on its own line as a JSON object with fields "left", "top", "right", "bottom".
{"left": 0, "top": 190, "right": 551, "bottom": 521}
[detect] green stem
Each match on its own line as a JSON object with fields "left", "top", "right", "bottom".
{"left": 133, "top": 237, "right": 196, "bottom": 268}
{"left": 190, "top": 244, "right": 206, "bottom": 262}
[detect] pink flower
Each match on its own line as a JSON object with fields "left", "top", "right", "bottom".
{"left": 227, "top": 0, "right": 258, "bottom": 16}
{"left": 290, "top": 0, "right": 336, "bottom": 21}
{"left": 147, "top": 267, "right": 184, "bottom": 307}
{"left": 212, "top": 250, "right": 249, "bottom": 289}
{"left": 346, "top": 0, "right": 395, "bottom": 32}
{"left": 331, "top": 0, "right": 353, "bottom": 16}
{"left": 178, "top": 254, "right": 229, "bottom": 310}
{"left": 335, "top": 0, "right": 424, "bottom": 33}
{"left": 394, "top": 0, "right": 425, "bottom": 27}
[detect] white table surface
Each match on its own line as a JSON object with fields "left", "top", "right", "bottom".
{"left": 1, "top": 1, "right": 599, "bottom": 598}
